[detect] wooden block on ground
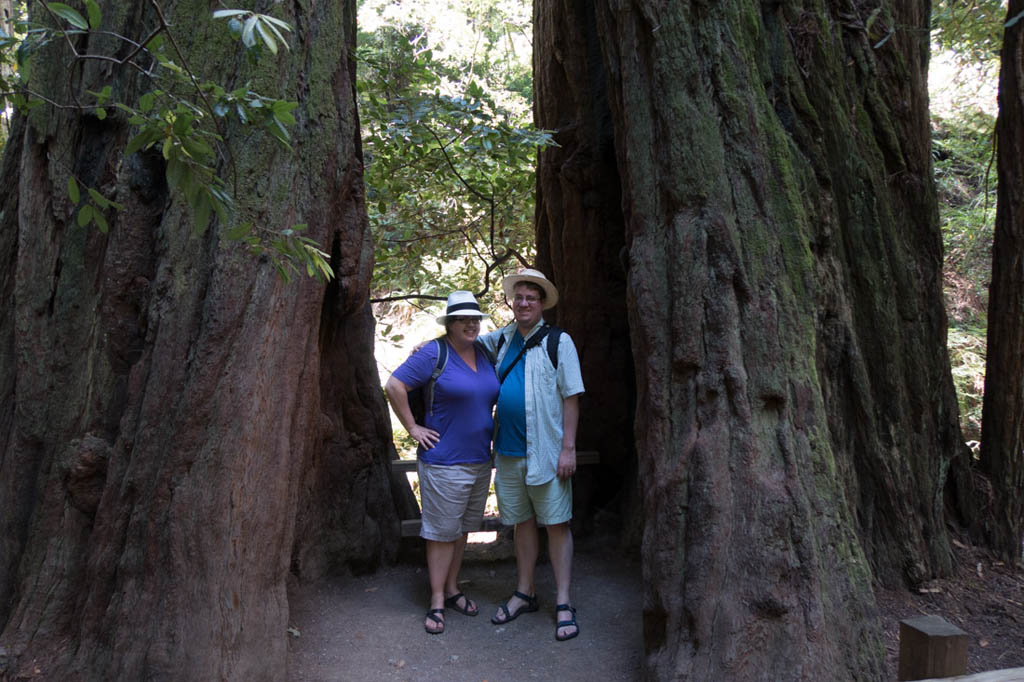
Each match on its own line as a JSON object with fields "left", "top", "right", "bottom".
{"left": 916, "top": 667, "right": 1024, "bottom": 682}
{"left": 898, "top": 615, "right": 969, "bottom": 681}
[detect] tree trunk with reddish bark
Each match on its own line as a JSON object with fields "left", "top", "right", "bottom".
{"left": 537, "top": 0, "right": 963, "bottom": 678}
{"left": 533, "top": 0, "right": 637, "bottom": 540}
{"left": 977, "top": 0, "right": 1024, "bottom": 563}
{"left": 0, "top": 1, "right": 411, "bottom": 680}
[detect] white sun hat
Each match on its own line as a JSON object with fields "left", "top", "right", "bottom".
{"left": 436, "top": 290, "right": 490, "bottom": 324}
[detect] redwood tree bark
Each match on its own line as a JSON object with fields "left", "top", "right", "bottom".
{"left": 533, "top": 0, "right": 637, "bottom": 539}
{"left": 537, "top": 0, "right": 962, "bottom": 678}
{"left": 977, "top": 0, "right": 1024, "bottom": 562}
{"left": 0, "top": 1, "right": 406, "bottom": 680}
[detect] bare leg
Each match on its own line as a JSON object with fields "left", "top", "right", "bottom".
{"left": 492, "top": 517, "right": 539, "bottom": 621}
{"left": 425, "top": 539, "right": 454, "bottom": 632}
{"left": 443, "top": 533, "right": 477, "bottom": 614}
{"left": 514, "top": 517, "right": 540, "bottom": 597}
{"left": 547, "top": 521, "right": 578, "bottom": 639}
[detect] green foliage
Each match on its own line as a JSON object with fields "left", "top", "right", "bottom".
{"left": 0, "top": 2, "right": 329, "bottom": 282}
{"left": 932, "top": 0, "right": 1006, "bottom": 75}
{"left": 933, "top": 107, "right": 996, "bottom": 326}
{"left": 214, "top": 8, "right": 293, "bottom": 56}
{"left": 947, "top": 325, "right": 986, "bottom": 445}
{"left": 357, "top": 0, "right": 549, "bottom": 301}
{"left": 933, "top": 104, "right": 994, "bottom": 445}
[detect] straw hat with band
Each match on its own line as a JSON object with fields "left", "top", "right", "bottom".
{"left": 436, "top": 290, "right": 490, "bottom": 324}
{"left": 501, "top": 268, "right": 559, "bottom": 310}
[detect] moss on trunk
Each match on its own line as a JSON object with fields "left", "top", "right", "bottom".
{"left": 536, "top": 0, "right": 961, "bottom": 678}
{"left": 0, "top": 1, "right": 405, "bottom": 680}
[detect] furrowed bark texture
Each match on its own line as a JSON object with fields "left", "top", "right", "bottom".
{"left": 536, "top": 0, "right": 961, "bottom": 678}
{"left": 0, "top": 1, "right": 405, "bottom": 680}
{"left": 533, "top": 0, "right": 637, "bottom": 538}
{"left": 978, "top": 0, "right": 1024, "bottom": 562}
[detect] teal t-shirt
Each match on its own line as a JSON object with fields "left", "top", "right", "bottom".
{"left": 494, "top": 332, "right": 527, "bottom": 457}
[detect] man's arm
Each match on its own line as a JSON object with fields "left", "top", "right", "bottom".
{"left": 477, "top": 328, "right": 502, "bottom": 354}
{"left": 556, "top": 394, "right": 580, "bottom": 479}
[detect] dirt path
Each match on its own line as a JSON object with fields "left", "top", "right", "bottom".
{"left": 288, "top": 528, "right": 1024, "bottom": 681}
{"left": 287, "top": 533, "right": 645, "bottom": 682}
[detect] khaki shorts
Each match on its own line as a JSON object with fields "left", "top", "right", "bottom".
{"left": 417, "top": 460, "right": 491, "bottom": 542}
{"left": 494, "top": 454, "right": 572, "bottom": 526}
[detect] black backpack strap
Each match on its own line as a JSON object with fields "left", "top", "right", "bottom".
{"left": 424, "top": 338, "right": 448, "bottom": 416}
{"left": 545, "top": 325, "right": 562, "bottom": 370}
{"left": 498, "top": 327, "right": 550, "bottom": 384}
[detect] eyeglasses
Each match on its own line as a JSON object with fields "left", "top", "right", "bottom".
{"left": 451, "top": 316, "right": 480, "bottom": 324}
{"left": 512, "top": 295, "right": 541, "bottom": 304}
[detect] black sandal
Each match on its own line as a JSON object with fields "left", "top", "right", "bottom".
{"left": 444, "top": 591, "right": 478, "bottom": 616}
{"left": 424, "top": 607, "right": 445, "bottom": 634}
{"left": 490, "top": 590, "right": 538, "bottom": 624}
{"left": 555, "top": 603, "right": 579, "bottom": 641}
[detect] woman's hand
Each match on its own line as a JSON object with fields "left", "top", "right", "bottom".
{"left": 409, "top": 424, "right": 440, "bottom": 450}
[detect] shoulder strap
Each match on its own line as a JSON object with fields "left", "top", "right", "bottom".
{"left": 424, "top": 338, "right": 448, "bottom": 416}
{"left": 498, "top": 327, "right": 550, "bottom": 384}
{"left": 545, "top": 325, "right": 562, "bottom": 369}
{"left": 473, "top": 338, "right": 495, "bottom": 365}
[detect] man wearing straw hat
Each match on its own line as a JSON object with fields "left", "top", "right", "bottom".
{"left": 478, "top": 268, "right": 584, "bottom": 641}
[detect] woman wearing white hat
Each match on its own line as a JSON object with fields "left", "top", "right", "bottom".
{"left": 385, "top": 291, "right": 499, "bottom": 634}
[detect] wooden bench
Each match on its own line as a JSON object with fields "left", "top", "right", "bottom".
{"left": 392, "top": 451, "right": 600, "bottom": 537}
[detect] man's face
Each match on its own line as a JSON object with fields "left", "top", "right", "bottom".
{"left": 512, "top": 283, "right": 544, "bottom": 329}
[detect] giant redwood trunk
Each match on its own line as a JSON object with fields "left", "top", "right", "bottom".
{"left": 977, "top": 0, "right": 1024, "bottom": 562}
{"left": 0, "top": 1, "right": 408, "bottom": 679}
{"left": 537, "top": 0, "right": 962, "bottom": 678}
{"left": 533, "top": 1, "right": 637, "bottom": 539}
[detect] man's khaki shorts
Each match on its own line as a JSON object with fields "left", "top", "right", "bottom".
{"left": 494, "top": 454, "right": 572, "bottom": 526}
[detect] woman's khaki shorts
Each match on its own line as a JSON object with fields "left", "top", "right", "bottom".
{"left": 417, "top": 460, "right": 491, "bottom": 542}
{"left": 494, "top": 454, "right": 572, "bottom": 526}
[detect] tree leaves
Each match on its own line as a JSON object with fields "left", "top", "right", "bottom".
{"left": 46, "top": 3, "right": 88, "bottom": 30}
{"left": 932, "top": 0, "right": 1005, "bottom": 72}
{"left": 84, "top": 0, "right": 102, "bottom": 30}
{"left": 357, "top": 9, "right": 548, "bottom": 300}
{"left": 215, "top": 9, "right": 292, "bottom": 54}
{"left": 1, "top": 4, "right": 329, "bottom": 282}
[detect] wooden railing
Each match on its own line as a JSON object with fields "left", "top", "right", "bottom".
{"left": 392, "top": 451, "right": 600, "bottom": 537}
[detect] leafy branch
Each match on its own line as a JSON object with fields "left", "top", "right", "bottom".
{"left": 0, "top": 1, "right": 329, "bottom": 282}
{"left": 357, "top": 17, "right": 549, "bottom": 304}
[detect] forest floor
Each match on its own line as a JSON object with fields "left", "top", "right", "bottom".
{"left": 875, "top": 528, "right": 1024, "bottom": 677}
{"left": 287, "top": 526, "right": 1024, "bottom": 681}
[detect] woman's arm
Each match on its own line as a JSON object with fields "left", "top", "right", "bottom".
{"left": 384, "top": 375, "right": 440, "bottom": 449}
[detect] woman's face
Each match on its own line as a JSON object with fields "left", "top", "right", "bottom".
{"left": 446, "top": 316, "right": 481, "bottom": 344}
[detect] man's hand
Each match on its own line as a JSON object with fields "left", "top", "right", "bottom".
{"left": 409, "top": 424, "right": 440, "bottom": 450}
{"left": 557, "top": 445, "right": 577, "bottom": 479}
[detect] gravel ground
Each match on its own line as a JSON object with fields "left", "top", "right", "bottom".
{"left": 287, "top": 533, "right": 644, "bottom": 682}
